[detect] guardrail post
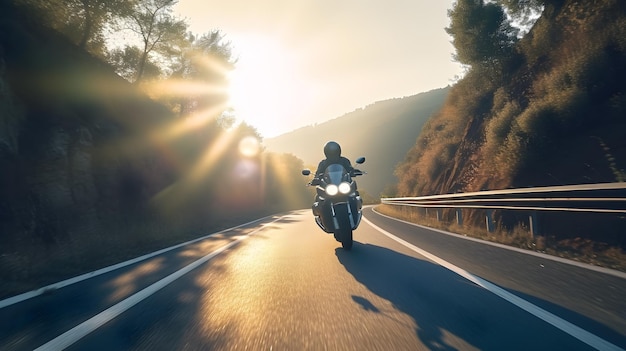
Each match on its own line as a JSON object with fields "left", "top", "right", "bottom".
{"left": 529, "top": 211, "right": 539, "bottom": 237}
{"left": 485, "top": 210, "right": 494, "bottom": 232}
{"left": 436, "top": 209, "right": 442, "bottom": 222}
{"left": 456, "top": 209, "right": 463, "bottom": 226}
{"left": 425, "top": 208, "right": 428, "bottom": 217}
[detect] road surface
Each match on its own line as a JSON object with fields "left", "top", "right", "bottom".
{"left": 1, "top": 207, "right": 625, "bottom": 350}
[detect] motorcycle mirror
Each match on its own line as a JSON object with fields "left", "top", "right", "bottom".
{"left": 302, "top": 169, "right": 311, "bottom": 176}
{"left": 356, "top": 157, "right": 365, "bottom": 164}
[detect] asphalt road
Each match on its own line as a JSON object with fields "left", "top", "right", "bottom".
{"left": 1, "top": 207, "right": 625, "bottom": 350}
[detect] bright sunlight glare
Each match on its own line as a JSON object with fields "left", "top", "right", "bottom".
{"left": 227, "top": 36, "right": 312, "bottom": 138}
{"left": 238, "top": 135, "right": 260, "bottom": 157}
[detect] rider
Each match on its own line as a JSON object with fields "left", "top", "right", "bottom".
{"left": 311, "top": 141, "right": 360, "bottom": 217}
{"left": 313, "top": 141, "right": 354, "bottom": 179}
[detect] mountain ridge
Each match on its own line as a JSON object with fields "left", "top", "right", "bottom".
{"left": 264, "top": 87, "right": 450, "bottom": 197}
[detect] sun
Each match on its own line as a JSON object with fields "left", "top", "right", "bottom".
{"left": 227, "top": 36, "right": 304, "bottom": 138}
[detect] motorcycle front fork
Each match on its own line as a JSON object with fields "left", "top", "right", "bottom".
{"left": 330, "top": 202, "right": 355, "bottom": 230}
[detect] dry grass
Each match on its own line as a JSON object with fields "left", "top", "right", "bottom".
{"left": 376, "top": 204, "right": 626, "bottom": 272}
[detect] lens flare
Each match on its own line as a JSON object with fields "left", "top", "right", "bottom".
{"left": 238, "top": 136, "right": 261, "bottom": 157}
{"left": 234, "top": 159, "right": 259, "bottom": 179}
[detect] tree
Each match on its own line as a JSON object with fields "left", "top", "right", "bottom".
{"left": 166, "top": 30, "right": 235, "bottom": 116}
{"left": 74, "top": 0, "right": 132, "bottom": 51}
{"left": 13, "top": 0, "right": 133, "bottom": 57}
{"left": 108, "top": 45, "right": 162, "bottom": 81}
{"left": 123, "top": 0, "right": 187, "bottom": 83}
{"left": 446, "top": 0, "right": 519, "bottom": 69}
{"left": 188, "top": 30, "right": 234, "bottom": 111}
{"left": 495, "top": 0, "right": 544, "bottom": 25}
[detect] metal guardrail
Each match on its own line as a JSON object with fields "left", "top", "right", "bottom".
{"left": 380, "top": 182, "right": 626, "bottom": 235}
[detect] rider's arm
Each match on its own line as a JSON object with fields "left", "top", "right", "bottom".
{"left": 314, "top": 160, "right": 326, "bottom": 177}
{"left": 342, "top": 157, "right": 355, "bottom": 172}
{"left": 309, "top": 160, "right": 325, "bottom": 186}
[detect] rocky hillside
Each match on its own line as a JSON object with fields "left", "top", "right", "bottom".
{"left": 397, "top": 0, "right": 626, "bottom": 196}
{"left": 393, "top": 0, "right": 626, "bottom": 247}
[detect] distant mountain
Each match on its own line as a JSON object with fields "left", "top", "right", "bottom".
{"left": 264, "top": 87, "right": 450, "bottom": 197}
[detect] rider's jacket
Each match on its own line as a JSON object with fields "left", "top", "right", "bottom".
{"left": 314, "top": 156, "right": 354, "bottom": 177}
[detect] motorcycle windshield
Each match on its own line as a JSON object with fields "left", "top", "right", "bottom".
{"left": 324, "top": 164, "right": 348, "bottom": 185}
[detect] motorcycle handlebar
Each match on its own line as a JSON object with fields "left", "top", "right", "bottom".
{"left": 308, "top": 170, "right": 365, "bottom": 186}
{"left": 351, "top": 169, "right": 365, "bottom": 176}
{"left": 308, "top": 178, "right": 322, "bottom": 186}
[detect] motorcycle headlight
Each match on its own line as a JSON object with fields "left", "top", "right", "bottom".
{"left": 338, "top": 182, "right": 351, "bottom": 194}
{"left": 325, "top": 184, "right": 339, "bottom": 196}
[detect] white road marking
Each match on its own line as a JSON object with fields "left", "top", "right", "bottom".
{"left": 34, "top": 215, "right": 285, "bottom": 351}
{"left": 0, "top": 215, "right": 275, "bottom": 310}
{"left": 362, "top": 215, "right": 625, "bottom": 351}
{"left": 372, "top": 207, "right": 626, "bottom": 280}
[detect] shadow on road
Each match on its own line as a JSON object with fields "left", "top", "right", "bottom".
{"left": 335, "top": 241, "right": 623, "bottom": 351}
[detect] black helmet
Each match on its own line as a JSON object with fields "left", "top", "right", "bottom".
{"left": 323, "top": 141, "right": 341, "bottom": 159}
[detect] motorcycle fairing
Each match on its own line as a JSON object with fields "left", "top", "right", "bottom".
{"left": 312, "top": 163, "right": 363, "bottom": 233}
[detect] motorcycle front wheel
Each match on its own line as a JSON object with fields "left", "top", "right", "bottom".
{"left": 335, "top": 211, "right": 353, "bottom": 250}
{"left": 341, "top": 228, "right": 353, "bottom": 251}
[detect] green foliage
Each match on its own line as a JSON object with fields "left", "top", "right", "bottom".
{"left": 446, "top": 0, "right": 519, "bottom": 68}
{"left": 519, "top": 14, "right": 558, "bottom": 64}
{"left": 108, "top": 45, "right": 161, "bottom": 81}
{"left": 13, "top": 0, "right": 133, "bottom": 58}
{"left": 166, "top": 30, "right": 234, "bottom": 116}
{"left": 119, "top": 0, "right": 188, "bottom": 83}
{"left": 494, "top": 0, "right": 545, "bottom": 27}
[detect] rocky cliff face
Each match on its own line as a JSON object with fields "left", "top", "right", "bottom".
{"left": 0, "top": 59, "right": 108, "bottom": 252}
{"left": 0, "top": 53, "right": 25, "bottom": 253}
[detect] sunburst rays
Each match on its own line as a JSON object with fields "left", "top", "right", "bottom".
{"left": 100, "top": 50, "right": 305, "bottom": 219}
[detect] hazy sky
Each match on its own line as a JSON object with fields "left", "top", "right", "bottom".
{"left": 174, "top": 0, "right": 463, "bottom": 138}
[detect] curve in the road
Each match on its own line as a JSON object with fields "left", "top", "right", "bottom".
{"left": 362, "top": 213, "right": 624, "bottom": 351}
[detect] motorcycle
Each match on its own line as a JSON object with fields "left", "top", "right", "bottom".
{"left": 302, "top": 157, "right": 366, "bottom": 250}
